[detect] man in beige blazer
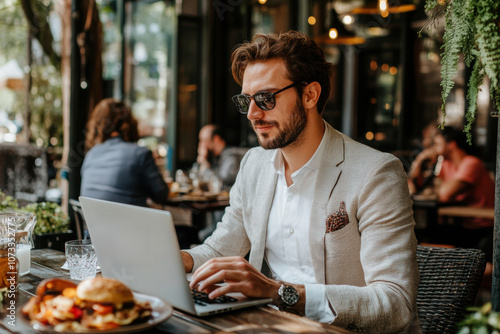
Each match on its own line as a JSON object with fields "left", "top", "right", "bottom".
{"left": 183, "top": 31, "right": 419, "bottom": 333}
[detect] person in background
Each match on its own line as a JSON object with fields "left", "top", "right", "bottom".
{"left": 181, "top": 31, "right": 419, "bottom": 333}
{"left": 407, "top": 122, "right": 440, "bottom": 195}
{"left": 80, "top": 98, "right": 169, "bottom": 207}
{"left": 433, "top": 127, "right": 494, "bottom": 208}
{"left": 194, "top": 124, "right": 247, "bottom": 191}
{"left": 433, "top": 126, "right": 495, "bottom": 261}
{"left": 191, "top": 125, "right": 248, "bottom": 241}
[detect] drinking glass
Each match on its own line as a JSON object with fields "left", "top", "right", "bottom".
{"left": 0, "top": 217, "right": 18, "bottom": 290}
{"left": 209, "top": 175, "right": 222, "bottom": 194}
{"left": 0, "top": 212, "right": 35, "bottom": 276}
{"left": 65, "top": 240, "right": 97, "bottom": 280}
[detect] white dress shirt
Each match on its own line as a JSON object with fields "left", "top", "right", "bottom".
{"left": 265, "top": 122, "right": 335, "bottom": 323}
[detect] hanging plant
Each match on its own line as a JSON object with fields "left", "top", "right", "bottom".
{"left": 420, "top": 0, "right": 500, "bottom": 142}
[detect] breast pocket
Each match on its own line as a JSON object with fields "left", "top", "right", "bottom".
{"left": 325, "top": 219, "right": 357, "bottom": 243}
{"left": 324, "top": 221, "right": 363, "bottom": 284}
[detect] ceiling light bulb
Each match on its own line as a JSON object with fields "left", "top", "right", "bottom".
{"left": 342, "top": 15, "right": 353, "bottom": 25}
{"left": 258, "top": 0, "right": 267, "bottom": 4}
{"left": 308, "top": 16, "right": 316, "bottom": 25}
{"left": 379, "top": 0, "right": 388, "bottom": 11}
{"left": 329, "top": 28, "right": 338, "bottom": 39}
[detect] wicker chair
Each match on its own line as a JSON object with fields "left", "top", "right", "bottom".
{"left": 416, "top": 245, "right": 486, "bottom": 334}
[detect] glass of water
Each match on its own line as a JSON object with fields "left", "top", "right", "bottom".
{"left": 65, "top": 240, "right": 97, "bottom": 280}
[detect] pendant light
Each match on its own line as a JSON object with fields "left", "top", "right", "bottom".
{"left": 315, "top": 8, "right": 366, "bottom": 45}
{"left": 350, "top": 0, "right": 416, "bottom": 17}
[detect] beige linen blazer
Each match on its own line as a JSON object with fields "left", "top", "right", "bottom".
{"left": 186, "top": 123, "right": 420, "bottom": 333}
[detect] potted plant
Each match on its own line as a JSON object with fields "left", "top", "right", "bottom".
{"left": 421, "top": 2, "right": 500, "bottom": 328}
{"left": 0, "top": 190, "right": 18, "bottom": 212}
{"left": 0, "top": 190, "right": 72, "bottom": 252}
{"left": 21, "top": 202, "right": 72, "bottom": 252}
{"left": 420, "top": 0, "right": 500, "bottom": 142}
{"left": 457, "top": 302, "right": 500, "bottom": 333}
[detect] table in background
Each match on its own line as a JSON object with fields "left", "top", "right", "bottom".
{"left": 438, "top": 206, "right": 495, "bottom": 221}
{"left": 151, "top": 196, "right": 230, "bottom": 228}
{"left": 412, "top": 195, "right": 442, "bottom": 243}
{"left": 164, "top": 197, "right": 230, "bottom": 215}
{"left": 412, "top": 194, "right": 473, "bottom": 242}
{"left": 0, "top": 249, "right": 353, "bottom": 334}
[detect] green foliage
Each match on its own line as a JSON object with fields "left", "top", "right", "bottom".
{"left": 0, "top": 189, "right": 69, "bottom": 235}
{"left": 29, "top": 62, "right": 63, "bottom": 147}
{"left": 421, "top": 0, "right": 500, "bottom": 142}
{"left": 0, "top": 190, "right": 18, "bottom": 212}
{"left": 0, "top": 0, "right": 63, "bottom": 148}
{"left": 465, "top": 60, "right": 485, "bottom": 143}
{"left": 476, "top": 1, "right": 500, "bottom": 89}
{"left": 21, "top": 202, "right": 69, "bottom": 235}
{"left": 0, "top": 0, "right": 29, "bottom": 63}
{"left": 458, "top": 303, "right": 500, "bottom": 334}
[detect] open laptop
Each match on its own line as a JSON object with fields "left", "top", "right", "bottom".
{"left": 78, "top": 196, "right": 272, "bottom": 316}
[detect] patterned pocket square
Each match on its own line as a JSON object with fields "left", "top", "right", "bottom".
{"left": 326, "top": 201, "right": 349, "bottom": 233}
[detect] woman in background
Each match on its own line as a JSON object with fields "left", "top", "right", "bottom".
{"left": 81, "top": 98, "right": 169, "bottom": 207}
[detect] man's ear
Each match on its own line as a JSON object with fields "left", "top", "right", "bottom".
{"left": 302, "top": 82, "right": 321, "bottom": 110}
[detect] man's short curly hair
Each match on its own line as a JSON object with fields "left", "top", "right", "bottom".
{"left": 230, "top": 31, "right": 334, "bottom": 113}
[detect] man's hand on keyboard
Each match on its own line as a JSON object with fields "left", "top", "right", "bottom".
{"left": 189, "top": 256, "right": 280, "bottom": 300}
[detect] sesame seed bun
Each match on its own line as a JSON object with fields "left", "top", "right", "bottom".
{"left": 76, "top": 277, "right": 134, "bottom": 305}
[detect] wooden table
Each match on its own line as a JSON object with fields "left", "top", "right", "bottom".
{"left": 161, "top": 197, "right": 230, "bottom": 231}
{"left": 0, "top": 249, "right": 352, "bottom": 334}
{"left": 165, "top": 197, "right": 229, "bottom": 213}
{"left": 438, "top": 206, "right": 495, "bottom": 220}
{"left": 412, "top": 195, "right": 442, "bottom": 243}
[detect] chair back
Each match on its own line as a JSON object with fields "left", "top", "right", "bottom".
{"left": 69, "top": 199, "right": 88, "bottom": 240}
{"left": 416, "top": 245, "right": 486, "bottom": 334}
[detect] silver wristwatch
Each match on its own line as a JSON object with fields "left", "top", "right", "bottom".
{"left": 278, "top": 284, "right": 299, "bottom": 309}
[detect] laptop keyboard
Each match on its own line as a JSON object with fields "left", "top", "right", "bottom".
{"left": 191, "top": 289, "right": 238, "bottom": 306}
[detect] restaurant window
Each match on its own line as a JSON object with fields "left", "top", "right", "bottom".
{"left": 98, "top": 0, "right": 177, "bottom": 175}
{"left": 123, "top": 1, "right": 175, "bottom": 139}
{"left": 309, "top": 0, "right": 345, "bottom": 133}
{"left": 99, "top": 0, "right": 123, "bottom": 99}
{"left": 251, "top": 0, "right": 291, "bottom": 35}
{"left": 357, "top": 46, "right": 402, "bottom": 152}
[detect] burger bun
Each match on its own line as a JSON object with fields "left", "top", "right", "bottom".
{"left": 76, "top": 277, "right": 134, "bottom": 305}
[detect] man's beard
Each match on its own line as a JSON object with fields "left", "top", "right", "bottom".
{"left": 252, "top": 99, "right": 307, "bottom": 150}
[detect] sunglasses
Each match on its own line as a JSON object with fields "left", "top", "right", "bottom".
{"left": 231, "top": 81, "right": 307, "bottom": 114}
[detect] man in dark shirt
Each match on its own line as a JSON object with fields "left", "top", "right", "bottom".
{"left": 195, "top": 124, "right": 247, "bottom": 191}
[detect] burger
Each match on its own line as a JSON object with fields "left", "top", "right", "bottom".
{"left": 76, "top": 277, "right": 151, "bottom": 330}
{"left": 22, "top": 277, "right": 152, "bottom": 332}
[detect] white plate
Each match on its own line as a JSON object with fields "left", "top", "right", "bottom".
{"left": 22, "top": 292, "right": 173, "bottom": 333}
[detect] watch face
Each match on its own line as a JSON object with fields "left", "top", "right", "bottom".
{"left": 282, "top": 285, "right": 299, "bottom": 306}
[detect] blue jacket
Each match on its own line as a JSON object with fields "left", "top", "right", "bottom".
{"left": 81, "top": 137, "right": 169, "bottom": 207}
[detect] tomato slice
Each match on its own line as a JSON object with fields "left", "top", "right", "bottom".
{"left": 92, "top": 304, "right": 114, "bottom": 315}
{"left": 69, "top": 306, "right": 83, "bottom": 320}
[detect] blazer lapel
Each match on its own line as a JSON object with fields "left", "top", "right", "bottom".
{"left": 309, "top": 125, "right": 345, "bottom": 284}
{"left": 249, "top": 151, "right": 278, "bottom": 272}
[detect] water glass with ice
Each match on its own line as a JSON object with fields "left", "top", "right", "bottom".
{"left": 65, "top": 240, "right": 97, "bottom": 280}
